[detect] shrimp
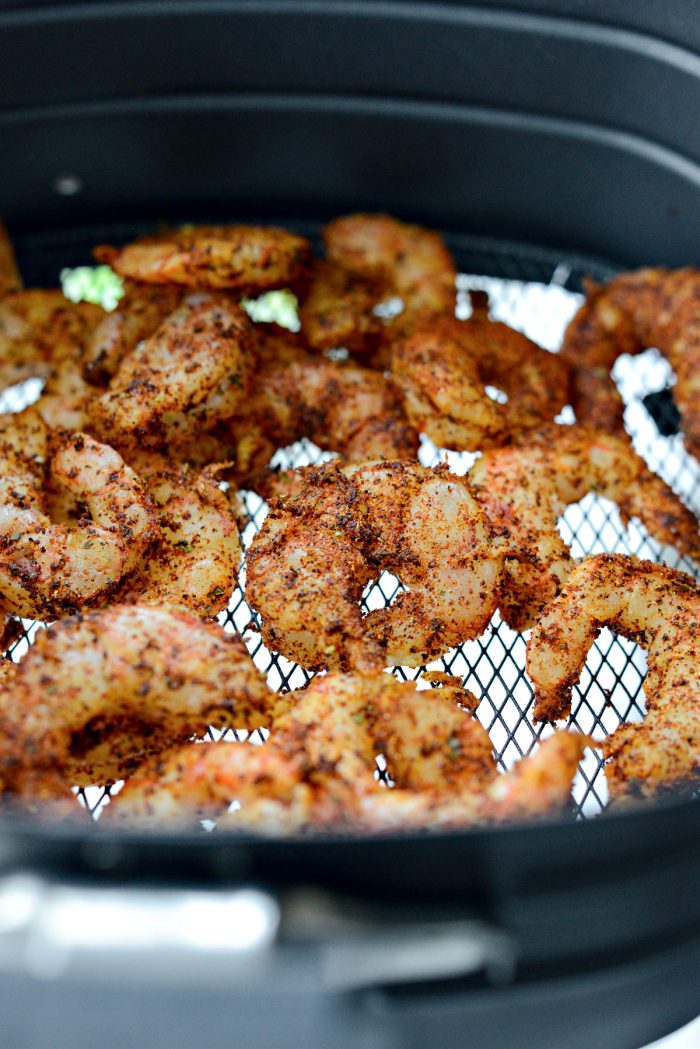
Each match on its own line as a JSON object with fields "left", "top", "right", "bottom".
{"left": 88, "top": 293, "right": 252, "bottom": 450}
{"left": 106, "top": 673, "right": 490, "bottom": 829}
{"left": 298, "top": 259, "right": 387, "bottom": 354}
{"left": 526, "top": 555, "right": 700, "bottom": 799}
{"left": 387, "top": 308, "right": 571, "bottom": 451}
{"left": 104, "top": 740, "right": 344, "bottom": 831}
{"left": 0, "top": 604, "right": 272, "bottom": 786}
{"left": 324, "top": 213, "right": 457, "bottom": 314}
{"left": 0, "top": 290, "right": 104, "bottom": 394}
{"left": 272, "top": 672, "right": 494, "bottom": 793}
{"left": 112, "top": 451, "right": 241, "bottom": 616}
{"left": 470, "top": 425, "right": 700, "bottom": 630}
{"left": 107, "top": 674, "right": 589, "bottom": 833}
{"left": 280, "top": 674, "right": 587, "bottom": 831}
{"left": 190, "top": 323, "right": 418, "bottom": 487}
{"left": 0, "top": 220, "right": 21, "bottom": 298}
{"left": 242, "top": 325, "right": 418, "bottom": 471}
{"left": 561, "top": 267, "right": 700, "bottom": 459}
{"left": 95, "top": 224, "right": 313, "bottom": 294}
{"left": 0, "top": 409, "right": 159, "bottom": 618}
{"left": 83, "top": 281, "right": 183, "bottom": 386}
{"left": 246, "top": 460, "right": 506, "bottom": 671}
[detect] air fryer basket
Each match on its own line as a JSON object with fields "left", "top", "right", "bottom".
{"left": 0, "top": 3, "right": 699, "bottom": 1049}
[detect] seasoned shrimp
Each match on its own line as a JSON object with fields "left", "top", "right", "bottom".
{"left": 104, "top": 741, "right": 339, "bottom": 831}
{"left": 108, "top": 674, "right": 589, "bottom": 833}
{"left": 194, "top": 323, "right": 418, "bottom": 487}
{"left": 113, "top": 451, "right": 241, "bottom": 616}
{"left": 83, "top": 281, "right": 183, "bottom": 385}
{"left": 107, "top": 673, "right": 491, "bottom": 829}
{"left": 298, "top": 259, "right": 387, "bottom": 354}
{"left": 246, "top": 460, "right": 506, "bottom": 671}
{"left": 95, "top": 225, "right": 313, "bottom": 294}
{"left": 561, "top": 267, "right": 700, "bottom": 458}
{"left": 272, "top": 672, "right": 494, "bottom": 794}
{"left": 244, "top": 325, "right": 417, "bottom": 471}
{"left": 527, "top": 555, "right": 700, "bottom": 799}
{"left": 0, "top": 290, "right": 104, "bottom": 394}
{"left": 281, "top": 674, "right": 586, "bottom": 830}
{"left": 324, "top": 213, "right": 457, "bottom": 314}
{"left": 470, "top": 425, "right": 700, "bottom": 629}
{"left": 0, "top": 220, "right": 21, "bottom": 298}
{"left": 0, "top": 409, "right": 159, "bottom": 618}
{"left": 0, "top": 604, "right": 272, "bottom": 786}
{"left": 388, "top": 308, "right": 571, "bottom": 450}
{"left": 89, "top": 294, "right": 252, "bottom": 450}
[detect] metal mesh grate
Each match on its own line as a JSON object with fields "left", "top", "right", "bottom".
{"left": 3, "top": 230, "right": 699, "bottom": 826}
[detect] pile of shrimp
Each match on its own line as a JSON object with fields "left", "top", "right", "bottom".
{"left": 0, "top": 213, "right": 696, "bottom": 833}
{"left": 561, "top": 266, "right": 700, "bottom": 461}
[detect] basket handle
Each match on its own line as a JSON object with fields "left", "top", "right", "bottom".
{"left": 0, "top": 873, "right": 516, "bottom": 990}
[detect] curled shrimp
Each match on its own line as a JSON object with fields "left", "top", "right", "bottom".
{"left": 470, "top": 425, "right": 700, "bottom": 630}
{"left": 106, "top": 673, "right": 491, "bottom": 829}
{"left": 103, "top": 741, "right": 335, "bottom": 832}
{"left": 89, "top": 293, "right": 252, "bottom": 450}
{"left": 0, "top": 220, "right": 21, "bottom": 299}
{"left": 246, "top": 460, "right": 506, "bottom": 671}
{"left": 83, "top": 281, "right": 183, "bottom": 386}
{"left": 324, "top": 213, "right": 457, "bottom": 314}
{"left": 107, "top": 674, "right": 589, "bottom": 833}
{"left": 561, "top": 267, "right": 700, "bottom": 459}
{"left": 0, "top": 409, "right": 159, "bottom": 618}
{"left": 298, "top": 259, "right": 387, "bottom": 354}
{"left": 526, "top": 554, "right": 699, "bottom": 799}
{"left": 0, "top": 603, "right": 272, "bottom": 786}
{"left": 387, "top": 306, "right": 571, "bottom": 450}
{"left": 280, "top": 675, "right": 588, "bottom": 831}
{"left": 242, "top": 323, "right": 418, "bottom": 473}
{"left": 112, "top": 451, "right": 241, "bottom": 616}
{"left": 95, "top": 224, "right": 313, "bottom": 294}
{"left": 182, "top": 323, "right": 418, "bottom": 486}
{"left": 0, "top": 290, "right": 104, "bottom": 396}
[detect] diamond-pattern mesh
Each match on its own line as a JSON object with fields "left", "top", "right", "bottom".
{"left": 3, "top": 232, "right": 699, "bottom": 826}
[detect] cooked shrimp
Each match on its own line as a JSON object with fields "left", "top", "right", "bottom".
{"left": 282, "top": 674, "right": 587, "bottom": 830}
{"left": 324, "top": 213, "right": 457, "bottom": 313}
{"left": 0, "top": 290, "right": 104, "bottom": 394}
{"left": 0, "top": 409, "right": 159, "bottom": 618}
{"left": 196, "top": 323, "right": 418, "bottom": 487}
{"left": 526, "top": 554, "right": 700, "bottom": 798}
{"left": 83, "top": 281, "right": 183, "bottom": 385}
{"left": 0, "top": 220, "right": 21, "bottom": 298}
{"left": 246, "top": 460, "right": 506, "bottom": 671}
{"left": 245, "top": 328, "right": 418, "bottom": 469}
{"left": 273, "top": 671, "right": 494, "bottom": 792}
{"left": 470, "top": 425, "right": 700, "bottom": 629}
{"left": 95, "top": 224, "right": 313, "bottom": 294}
{"left": 0, "top": 759, "right": 80, "bottom": 815}
{"left": 482, "top": 731, "right": 594, "bottom": 821}
{"left": 112, "top": 451, "right": 241, "bottom": 616}
{"left": 103, "top": 743, "right": 331, "bottom": 830}
{"left": 106, "top": 672, "right": 491, "bottom": 829}
{"left": 0, "top": 604, "right": 272, "bottom": 785}
{"left": 298, "top": 259, "right": 387, "bottom": 354}
{"left": 387, "top": 309, "right": 571, "bottom": 450}
{"left": 89, "top": 293, "right": 252, "bottom": 450}
{"left": 561, "top": 267, "right": 700, "bottom": 458}
{"left": 108, "top": 675, "right": 589, "bottom": 833}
